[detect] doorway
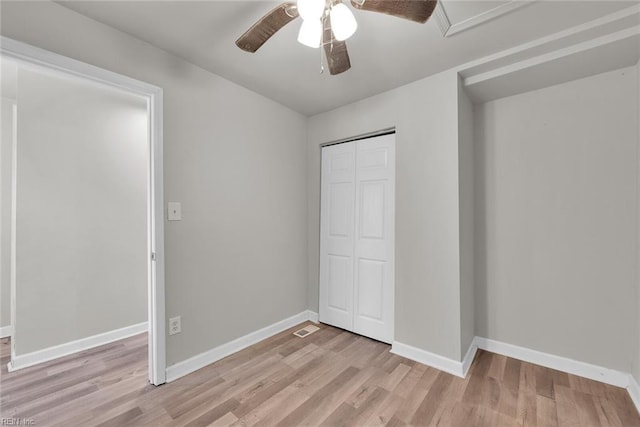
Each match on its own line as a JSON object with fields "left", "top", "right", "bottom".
{"left": 0, "top": 37, "right": 165, "bottom": 385}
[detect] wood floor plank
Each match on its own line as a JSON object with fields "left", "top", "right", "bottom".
{"left": 427, "top": 375, "right": 468, "bottom": 426}
{"left": 535, "top": 365, "right": 555, "bottom": 400}
{"left": 381, "top": 354, "right": 405, "bottom": 373}
{"left": 345, "top": 367, "right": 388, "bottom": 409}
{"left": 394, "top": 366, "right": 439, "bottom": 423}
{"left": 336, "top": 386, "right": 389, "bottom": 426}
{"left": 573, "top": 390, "right": 602, "bottom": 426}
{"left": 275, "top": 366, "right": 359, "bottom": 427}
{"left": 323, "top": 331, "right": 354, "bottom": 353}
{"left": 496, "top": 377, "right": 519, "bottom": 420}
{"left": 208, "top": 411, "right": 239, "bottom": 427}
{"left": 1, "top": 325, "right": 639, "bottom": 426}
{"left": 12, "top": 381, "right": 99, "bottom": 418}
{"left": 554, "top": 385, "right": 581, "bottom": 427}
{"left": 480, "top": 374, "right": 502, "bottom": 412}
{"left": 184, "top": 397, "right": 240, "bottom": 427}
{"left": 282, "top": 343, "right": 320, "bottom": 368}
{"left": 410, "top": 371, "right": 454, "bottom": 426}
{"left": 292, "top": 352, "right": 355, "bottom": 397}
{"left": 536, "top": 394, "right": 558, "bottom": 426}
{"left": 390, "top": 363, "right": 427, "bottom": 399}
{"left": 461, "top": 350, "right": 494, "bottom": 407}
{"left": 378, "top": 362, "right": 411, "bottom": 392}
{"left": 231, "top": 356, "right": 324, "bottom": 419}
{"left": 95, "top": 406, "right": 144, "bottom": 427}
{"left": 360, "top": 392, "right": 404, "bottom": 426}
{"left": 233, "top": 383, "right": 310, "bottom": 427}
{"left": 551, "top": 369, "right": 570, "bottom": 389}
{"left": 515, "top": 361, "right": 538, "bottom": 426}
{"left": 449, "top": 402, "right": 477, "bottom": 426}
{"left": 132, "top": 407, "right": 173, "bottom": 426}
{"left": 593, "top": 395, "right": 624, "bottom": 427}
{"left": 369, "top": 346, "right": 395, "bottom": 369}
{"left": 294, "top": 366, "right": 378, "bottom": 426}
{"left": 503, "top": 357, "right": 522, "bottom": 394}
{"left": 166, "top": 355, "right": 288, "bottom": 420}
{"left": 487, "top": 352, "right": 507, "bottom": 381}
{"left": 605, "top": 386, "right": 640, "bottom": 427}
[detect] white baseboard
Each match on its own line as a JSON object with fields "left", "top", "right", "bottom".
{"left": 390, "top": 339, "right": 479, "bottom": 378}
{"left": 165, "top": 310, "right": 317, "bottom": 383}
{"left": 8, "top": 322, "right": 147, "bottom": 372}
{"left": 461, "top": 338, "right": 479, "bottom": 377}
{"left": 391, "top": 341, "right": 466, "bottom": 378}
{"left": 628, "top": 374, "right": 640, "bottom": 415}
{"left": 0, "top": 325, "right": 13, "bottom": 338}
{"left": 474, "top": 337, "right": 630, "bottom": 388}
{"left": 306, "top": 310, "right": 319, "bottom": 323}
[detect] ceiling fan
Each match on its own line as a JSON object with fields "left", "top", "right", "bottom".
{"left": 236, "top": 0, "right": 438, "bottom": 75}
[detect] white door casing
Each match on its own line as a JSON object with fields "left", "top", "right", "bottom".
{"left": 319, "top": 133, "right": 395, "bottom": 344}
{"left": 0, "top": 37, "right": 166, "bottom": 384}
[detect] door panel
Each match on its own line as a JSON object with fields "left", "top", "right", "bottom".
{"left": 353, "top": 135, "right": 395, "bottom": 343}
{"left": 319, "top": 143, "right": 356, "bottom": 331}
{"left": 327, "top": 255, "right": 350, "bottom": 311}
{"left": 357, "top": 258, "right": 385, "bottom": 320}
{"left": 359, "top": 181, "right": 385, "bottom": 239}
{"left": 329, "top": 183, "right": 352, "bottom": 237}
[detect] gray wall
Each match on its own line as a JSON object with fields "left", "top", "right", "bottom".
{"left": 1, "top": 1, "right": 308, "bottom": 365}
{"left": 308, "top": 70, "right": 465, "bottom": 361}
{"left": 15, "top": 68, "right": 148, "bottom": 355}
{"left": 457, "top": 80, "right": 475, "bottom": 356}
{"left": 474, "top": 67, "right": 638, "bottom": 372}
{"left": 1, "top": 96, "right": 14, "bottom": 330}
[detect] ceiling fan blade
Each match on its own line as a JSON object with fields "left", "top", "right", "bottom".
{"left": 236, "top": 2, "right": 299, "bottom": 53}
{"left": 350, "top": 0, "right": 437, "bottom": 23}
{"left": 323, "top": 16, "right": 351, "bottom": 75}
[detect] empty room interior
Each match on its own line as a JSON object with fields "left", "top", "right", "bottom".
{"left": 1, "top": 0, "right": 640, "bottom": 425}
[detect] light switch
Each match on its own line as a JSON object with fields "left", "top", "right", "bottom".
{"left": 167, "top": 202, "right": 182, "bottom": 221}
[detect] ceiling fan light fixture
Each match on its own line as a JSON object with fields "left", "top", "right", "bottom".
{"left": 330, "top": 3, "right": 357, "bottom": 41}
{"left": 297, "top": 0, "right": 326, "bottom": 20}
{"left": 297, "top": 18, "right": 323, "bottom": 48}
{"left": 237, "top": 0, "right": 438, "bottom": 75}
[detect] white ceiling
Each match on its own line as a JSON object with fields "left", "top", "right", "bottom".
{"left": 56, "top": 0, "right": 636, "bottom": 115}
{"left": 443, "top": 0, "right": 510, "bottom": 23}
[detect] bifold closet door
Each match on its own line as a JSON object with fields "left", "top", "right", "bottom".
{"left": 319, "top": 134, "right": 395, "bottom": 344}
{"left": 319, "top": 142, "right": 356, "bottom": 332}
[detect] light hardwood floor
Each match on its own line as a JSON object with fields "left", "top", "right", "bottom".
{"left": 1, "top": 322, "right": 638, "bottom": 426}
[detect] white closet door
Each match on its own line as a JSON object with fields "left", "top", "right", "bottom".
{"left": 319, "top": 134, "right": 395, "bottom": 344}
{"left": 353, "top": 135, "right": 395, "bottom": 343}
{"left": 319, "top": 142, "right": 356, "bottom": 331}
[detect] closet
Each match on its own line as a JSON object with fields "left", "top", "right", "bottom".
{"left": 319, "top": 133, "right": 395, "bottom": 344}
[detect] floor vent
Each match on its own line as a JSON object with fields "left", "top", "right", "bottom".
{"left": 293, "top": 325, "right": 320, "bottom": 338}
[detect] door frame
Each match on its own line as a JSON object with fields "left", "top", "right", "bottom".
{"left": 0, "top": 36, "right": 167, "bottom": 385}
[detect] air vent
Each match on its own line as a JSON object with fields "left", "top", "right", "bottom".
{"left": 293, "top": 324, "right": 320, "bottom": 338}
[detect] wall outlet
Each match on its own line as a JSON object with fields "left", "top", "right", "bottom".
{"left": 169, "top": 316, "right": 181, "bottom": 335}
